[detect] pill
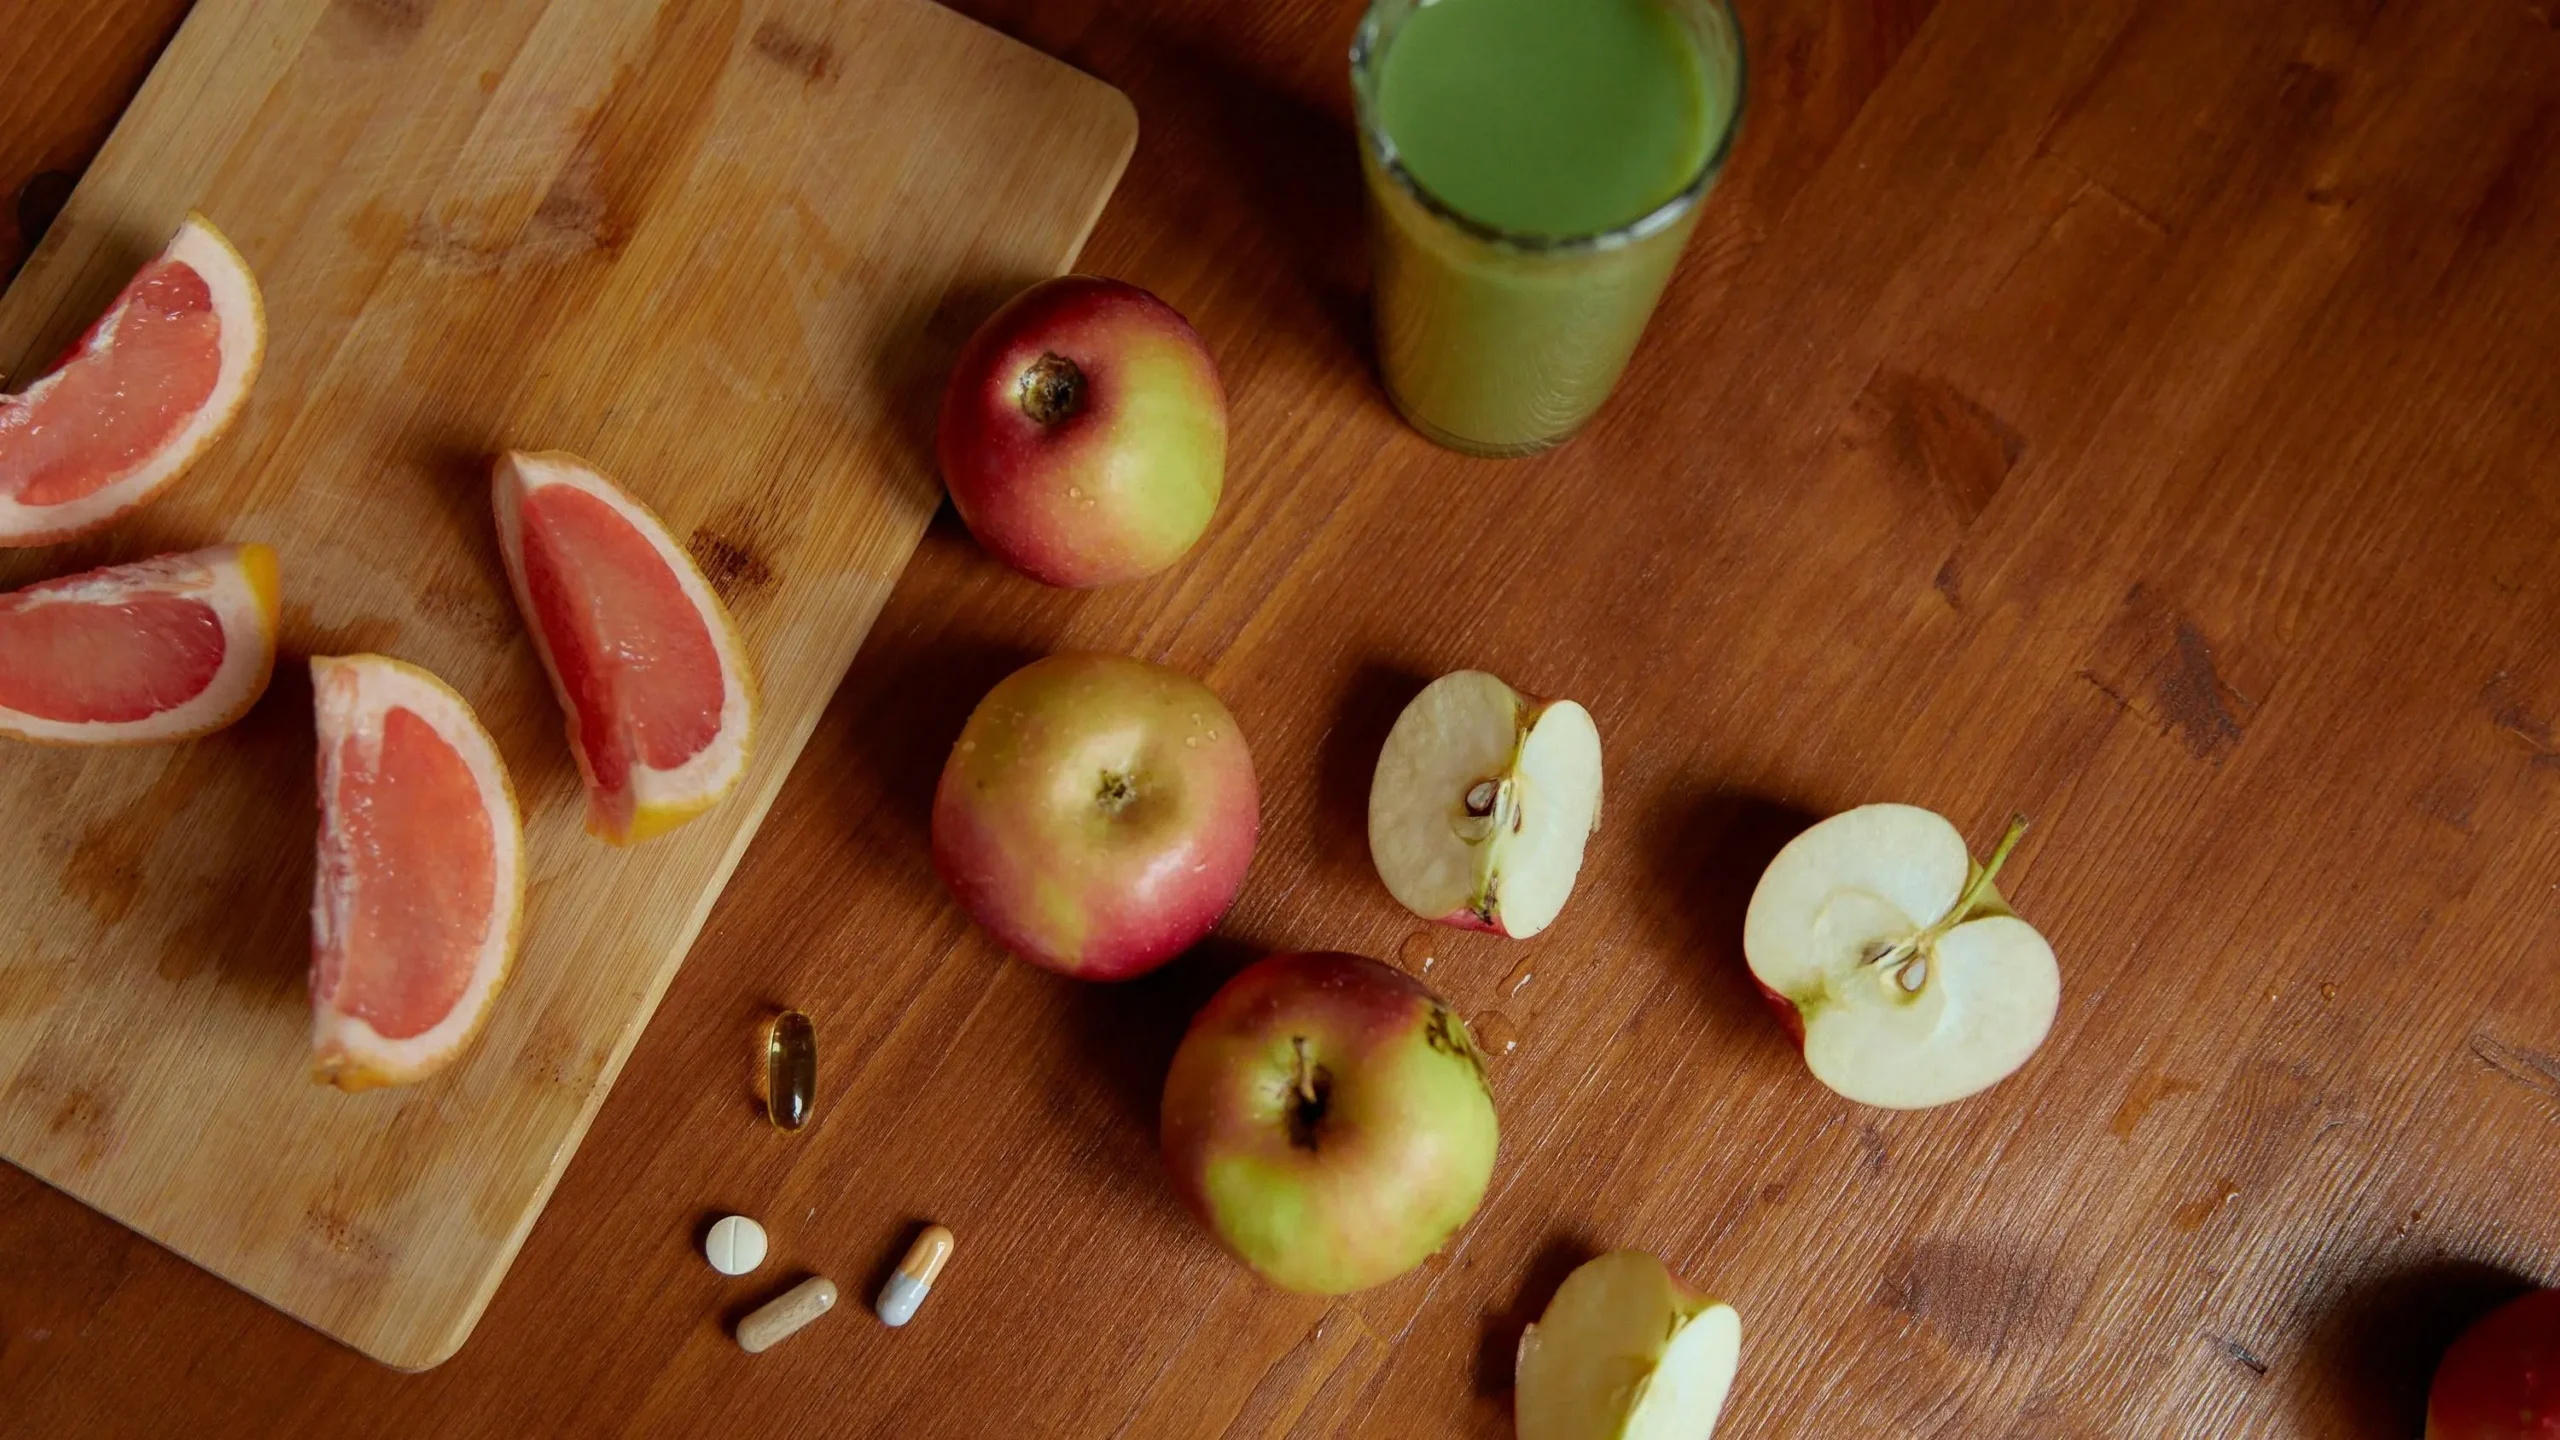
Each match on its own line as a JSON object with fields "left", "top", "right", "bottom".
{"left": 763, "top": 1010, "right": 815, "bottom": 1131}
{"left": 736, "top": 1276, "right": 837, "bottom": 1353}
{"left": 875, "top": 1223, "right": 954, "bottom": 1327}
{"left": 704, "top": 1215, "right": 767, "bottom": 1276}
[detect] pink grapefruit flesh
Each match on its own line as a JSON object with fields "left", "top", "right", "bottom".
{"left": 492, "top": 450, "right": 754, "bottom": 845}
{"left": 0, "top": 212, "right": 265, "bottom": 546}
{"left": 310, "top": 654, "right": 523, "bottom": 1092}
{"left": 0, "top": 542, "right": 279, "bottom": 744}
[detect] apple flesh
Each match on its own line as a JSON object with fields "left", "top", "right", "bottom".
{"left": 1369, "top": 671, "right": 1603, "bottom": 939}
{"left": 2427, "top": 1288, "right": 2560, "bottom": 1439}
{"left": 931, "top": 653, "right": 1257, "bottom": 981}
{"left": 1517, "top": 1250, "right": 1742, "bottom": 1440}
{"left": 936, "top": 275, "right": 1227, "bottom": 588}
{"left": 1743, "top": 804, "right": 2058, "bottom": 1109}
{"left": 1160, "top": 951, "right": 1499, "bottom": 1295}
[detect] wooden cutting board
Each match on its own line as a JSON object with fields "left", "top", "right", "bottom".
{"left": 0, "top": 0, "right": 1131, "bottom": 1370}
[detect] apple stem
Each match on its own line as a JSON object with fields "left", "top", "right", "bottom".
{"left": 1960, "top": 814, "right": 2031, "bottom": 917}
{"left": 1866, "top": 813, "right": 2030, "bottom": 992}
{"left": 1292, "top": 1037, "right": 1319, "bottom": 1109}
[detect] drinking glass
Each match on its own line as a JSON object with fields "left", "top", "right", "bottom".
{"left": 1351, "top": 0, "right": 1746, "bottom": 456}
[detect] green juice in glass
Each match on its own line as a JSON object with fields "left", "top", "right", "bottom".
{"left": 1355, "top": 0, "right": 1743, "bottom": 455}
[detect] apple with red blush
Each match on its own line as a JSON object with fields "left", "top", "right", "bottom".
{"left": 931, "top": 653, "right": 1257, "bottom": 981}
{"left": 937, "top": 276, "right": 1227, "bottom": 588}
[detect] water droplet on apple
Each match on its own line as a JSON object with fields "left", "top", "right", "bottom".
{"left": 1183, "top": 736, "right": 1198, "bottom": 748}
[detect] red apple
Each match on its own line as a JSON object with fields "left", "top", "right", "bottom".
{"left": 936, "top": 276, "right": 1227, "bottom": 588}
{"left": 1160, "top": 952, "right": 1499, "bottom": 1295}
{"left": 931, "top": 653, "right": 1256, "bottom": 981}
{"left": 2429, "top": 1288, "right": 2560, "bottom": 1439}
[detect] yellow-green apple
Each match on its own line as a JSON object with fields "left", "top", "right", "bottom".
{"left": 1743, "top": 805, "right": 2058, "bottom": 1109}
{"left": 936, "top": 276, "right": 1227, "bottom": 588}
{"left": 1516, "top": 1250, "right": 1743, "bottom": 1440}
{"left": 2427, "top": 1288, "right": 2560, "bottom": 1439}
{"left": 931, "top": 654, "right": 1257, "bottom": 980}
{"left": 1160, "top": 951, "right": 1498, "bottom": 1294}
{"left": 1369, "top": 670, "right": 1602, "bottom": 939}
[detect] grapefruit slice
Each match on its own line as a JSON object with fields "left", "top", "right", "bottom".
{"left": 1, "top": 212, "right": 266, "bottom": 546}
{"left": 491, "top": 449, "right": 755, "bottom": 845}
{"left": 310, "top": 654, "right": 524, "bottom": 1092}
{"left": 0, "top": 542, "right": 280, "bottom": 744}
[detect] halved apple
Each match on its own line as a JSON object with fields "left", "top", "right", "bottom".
{"left": 1743, "top": 804, "right": 2058, "bottom": 1109}
{"left": 1516, "top": 1249, "right": 1741, "bottom": 1440}
{"left": 1369, "top": 671, "right": 1602, "bottom": 939}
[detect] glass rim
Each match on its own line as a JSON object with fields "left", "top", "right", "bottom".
{"left": 1349, "top": 0, "right": 1748, "bottom": 257}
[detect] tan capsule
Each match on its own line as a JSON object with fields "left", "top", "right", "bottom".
{"left": 875, "top": 1224, "right": 954, "bottom": 1327}
{"left": 736, "top": 1276, "right": 837, "bottom": 1353}
{"left": 763, "top": 1010, "right": 815, "bottom": 1131}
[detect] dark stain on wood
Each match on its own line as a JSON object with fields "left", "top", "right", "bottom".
{"left": 1874, "top": 1241, "right": 2063, "bottom": 1355}
{"left": 337, "top": 0, "right": 426, "bottom": 36}
{"left": 1932, "top": 551, "right": 1965, "bottom": 608}
{"left": 1855, "top": 1121, "right": 1891, "bottom": 1176}
{"left": 2109, "top": 1073, "right": 2198, "bottom": 1141}
{"left": 2170, "top": 1178, "right": 2241, "bottom": 1232}
{"left": 686, "top": 526, "right": 775, "bottom": 604}
{"left": 10, "top": 1073, "right": 120, "bottom": 1171}
{"left": 2083, "top": 586, "right": 2258, "bottom": 763}
{"left": 2411, "top": 773, "right": 2477, "bottom": 834}
{"left": 60, "top": 744, "right": 228, "bottom": 926}
{"left": 0, "top": 963, "right": 68, "bottom": 1020}
{"left": 751, "top": 18, "right": 839, "bottom": 83}
{"left": 529, "top": 152, "right": 630, "bottom": 255}
{"left": 403, "top": 216, "right": 507, "bottom": 275}
{"left": 2156, "top": 622, "right": 2247, "bottom": 760}
{"left": 1853, "top": 368, "right": 2026, "bottom": 530}
{"left": 2484, "top": 670, "right": 2560, "bottom": 769}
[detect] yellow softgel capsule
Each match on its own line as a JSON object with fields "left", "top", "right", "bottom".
{"left": 763, "top": 1010, "right": 815, "bottom": 1131}
{"left": 875, "top": 1224, "right": 954, "bottom": 1327}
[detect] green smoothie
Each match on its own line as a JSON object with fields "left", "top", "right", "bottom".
{"left": 1356, "top": 0, "right": 1742, "bottom": 454}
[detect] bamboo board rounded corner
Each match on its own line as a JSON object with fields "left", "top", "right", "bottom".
{"left": 0, "top": 0, "right": 1135, "bottom": 1370}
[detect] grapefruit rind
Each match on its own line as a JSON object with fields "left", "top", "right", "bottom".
{"left": 0, "top": 212, "right": 267, "bottom": 547}
{"left": 491, "top": 449, "right": 757, "bottom": 846}
{"left": 0, "top": 541, "right": 281, "bottom": 745}
{"left": 309, "top": 654, "right": 525, "bottom": 1093}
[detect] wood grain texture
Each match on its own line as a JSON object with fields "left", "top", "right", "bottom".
{"left": 0, "top": 0, "right": 1132, "bottom": 1371}
{"left": 5, "top": 0, "right": 2560, "bottom": 1432}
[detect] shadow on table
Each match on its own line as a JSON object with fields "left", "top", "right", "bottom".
{"left": 2293, "top": 1255, "right": 2538, "bottom": 1436}
{"left": 1313, "top": 659, "right": 1430, "bottom": 885}
{"left": 1636, "top": 789, "right": 1818, "bottom": 1043}
{"left": 1058, "top": 928, "right": 1272, "bottom": 1150}
{"left": 1474, "top": 1232, "right": 1606, "bottom": 1405}
{"left": 825, "top": 599, "right": 1049, "bottom": 849}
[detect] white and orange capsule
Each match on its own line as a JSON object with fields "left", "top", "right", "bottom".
{"left": 875, "top": 1224, "right": 954, "bottom": 1326}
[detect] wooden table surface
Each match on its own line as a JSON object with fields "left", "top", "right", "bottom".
{"left": 7, "top": 0, "right": 2560, "bottom": 1435}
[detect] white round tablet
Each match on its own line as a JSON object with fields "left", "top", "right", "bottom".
{"left": 704, "top": 1214, "right": 769, "bottom": 1276}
